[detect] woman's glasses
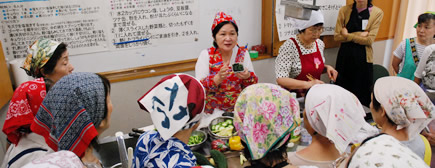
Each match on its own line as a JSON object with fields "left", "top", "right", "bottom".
{"left": 307, "top": 27, "right": 324, "bottom": 34}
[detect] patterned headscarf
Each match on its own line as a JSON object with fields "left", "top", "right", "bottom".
{"left": 374, "top": 76, "right": 435, "bottom": 139}
{"left": 138, "top": 73, "right": 206, "bottom": 140}
{"left": 234, "top": 83, "right": 298, "bottom": 160}
{"left": 31, "top": 72, "right": 107, "bottom": 157}
{"left": 305, "top": 84, "right": 370, "bottom": 154}
{"left": 347, "top": 134, "right": 428, "bottom": 168}
{"left": 22, "top": 38, "right": 61, "bottom": 77}
{"left": 211, "top": 12, "right": 237, "bottom": 32}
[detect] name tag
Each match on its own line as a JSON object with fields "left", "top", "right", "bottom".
{"left": 362, "top": 19, "right": 368, "bottom": 30}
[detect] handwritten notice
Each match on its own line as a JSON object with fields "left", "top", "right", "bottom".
{"left": 0, "top": 0, "right": 109, "bottom": 59}
{"left": 0, "top": 0, "right": 199, "bottom": 60}
{"left": 107, "top": 0, "right": 199, "bottom": 49}
{"left": 275, "top": 0, "right": 345, "bottom": 41}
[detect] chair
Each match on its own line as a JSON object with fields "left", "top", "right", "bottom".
{"left": 373, "top": 64, "right": 389, "bottom": 84}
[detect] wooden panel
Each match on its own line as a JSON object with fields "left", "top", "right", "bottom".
{"left": 100, "top": 54, "right": 273, "bottom": 83}
{"left": 0, "top": 42, "right": 13, "bottom": 107}
{"left": 262, "top": 0, "right": 274, "bottom": 55}
{"left": 373, "top": 0, "right": 398, "bottom": 40}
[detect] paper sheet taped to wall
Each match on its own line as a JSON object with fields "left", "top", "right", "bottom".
{"left": 0, "top": 0, "right": 200, "bottom": 60}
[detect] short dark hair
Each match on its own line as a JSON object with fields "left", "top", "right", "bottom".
{"left": 417, "top": 12, "right": 435, "bottom": 37}
{"left": 212, "top": 21, "right": 239, "bottom": 49}
{"left": 36, "top": 43, "right": 68, "bottom": 78}
{"left": 243, "top": 137, "right": 290, "bottom": 166}
{"left": 298, "top": 23, "right": 324, "bottom": 34}
{"left": 372, "top": 91, "right": 395, "bottom": 125}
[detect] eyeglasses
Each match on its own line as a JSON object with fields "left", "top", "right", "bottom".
{"left": 307, "top": 27, "right": 324, "bottom": 34}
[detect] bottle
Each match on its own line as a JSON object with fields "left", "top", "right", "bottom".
{"left": 300, "top": 127, "right": 312, "bottom": 146}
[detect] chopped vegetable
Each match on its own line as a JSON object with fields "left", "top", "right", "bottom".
{"left": 188, "top": 134, "right": 204, "bottom": 145}
{"left": 211, "top": 119, "right": 234, "bottom": 137}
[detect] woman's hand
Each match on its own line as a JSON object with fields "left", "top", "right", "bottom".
{"left": 235, "top": 69, "right": 251, "bottom": 80}
{"left": 213, "top": 63, "right": 230, "bottom": 85}
{"left": 360, "top": 31, "right": 369, "bottom": 37}
{"left": 305, "top": 79, "right": 324, "bottom": 89}
{"left": 325, "top": 65, "right": 338, "bottom": 82}
{"left": 341, "top": 27, "right": 349, "bottom": 37}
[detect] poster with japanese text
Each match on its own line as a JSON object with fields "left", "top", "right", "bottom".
{"left": 0, "top": 0, "right": 199, "bottom": 60}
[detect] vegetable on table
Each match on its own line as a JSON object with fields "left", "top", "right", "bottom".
{"left": 210, "top": 149, "right": 228, "bottom": 168}
{"left": 211, "top": 139, "right": 228, "bottom": 152}
{"left": 229, "top": 136, "right": 244, "bottom": 151}
{"left": 193, "top": 152, "right": 212, "bottom": 166}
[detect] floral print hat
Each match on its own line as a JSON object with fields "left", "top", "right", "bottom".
{"left": 22, "top": 38, "right": 61, "bottom": 77}
{"left": 234, "top": 83, "right": 298, "bottom": 160}
{"left": 373, "top": 76, "right": 435, "bottom": 139}
{"left": 305, "top": 84, "right": 372, "bottom": 154}
{"left": 211, "top": 12, "right": 237, "bottom": 32}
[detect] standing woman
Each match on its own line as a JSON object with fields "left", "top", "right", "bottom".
{"left": 334, "top": 0, "right": 383, "bottom": 107}
{"left": 2, "top": 39, "right": 74, "bottom": 148}
{"left": 275, "top": 10, "right": 338, "bottom": 97}
{"left": 195, "top": 12, "right": 258, "bottom": 114}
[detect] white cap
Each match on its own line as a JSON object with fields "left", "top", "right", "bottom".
{"left": 295, "top": 10, "right": 324, "bottom": 31}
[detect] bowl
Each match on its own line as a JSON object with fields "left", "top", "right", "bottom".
{"left": 188, "top": 130, "right": 207, "bottom": 151}
{"left": 208, "top": 116, "right": 237, "bottom": 141}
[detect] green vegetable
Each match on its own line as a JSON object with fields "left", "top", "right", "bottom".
{"left": 210, "top": 149, "right": 227, "bottom": 168}
{"left": 188, "top": 134, "right": 204, "bottom": 145}
{"left": 211, "top": 119, "right": 235, "bottom": 137}
{"left": 193, "top": 152, "right": 212, "bottom": 166}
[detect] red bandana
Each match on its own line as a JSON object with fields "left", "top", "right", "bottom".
{"left": 211, "top": 12, "right": 237, "bottom": 31}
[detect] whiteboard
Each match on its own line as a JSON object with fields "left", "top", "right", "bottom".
{"left": 0, "top": 0, "right": 262, "bottom": 72}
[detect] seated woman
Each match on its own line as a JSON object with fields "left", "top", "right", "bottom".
{"left": 275, "top": 10, "right": 337, "bottom": 97}
{"left": 28, "top": 72, "right": 112, "bottom": 167}
{"left": 392, "top": 12, "right": 435, "bottom": 80}
{"left": 371, "top": 76, "right": 435, "bottom": 160}
{"left": 195, "top": 12, "right": 258, "bottom": 114}
{"left": 337, "top": 134, "right": 428, "bottom": 168}
{"left": 233, "top": 83, "right": 299, "bottom": 168}
{"left": 289, "top": 84, "right": 374, "bottom": 168}
{"left": 133, "top": 74, "right": 206, "bottom": 168}
{"left": 1, "top": 39, "right": 74, "bottom": 168}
